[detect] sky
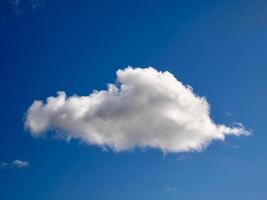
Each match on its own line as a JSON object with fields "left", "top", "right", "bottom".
{"left": 0, "top": 0, "right": 267, "bottom": 199}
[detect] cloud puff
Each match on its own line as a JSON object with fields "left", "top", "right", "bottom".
{"left": 1, "top": 160, "right": 29, "bottom": 168}
{"left": 25, "top": 67, "right": 249, "bottom": 153}
{"left": 13, "top": 159, "right": 29, "bottom": 168}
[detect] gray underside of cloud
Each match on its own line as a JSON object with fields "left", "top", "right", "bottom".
{"left": 25, "top": 67, "right": 250, "bottom": 153}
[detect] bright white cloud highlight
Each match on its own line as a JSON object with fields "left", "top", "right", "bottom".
{"left": 25, "top": 67, "right": 249, "bottom": 153}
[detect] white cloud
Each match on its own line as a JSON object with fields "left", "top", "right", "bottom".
{"left": 25, "top": 67, "right": 250, "bottom": 153}
{"left": 1, "top": 160, "right": 29, "bottom": 168}
{"left": 12, "top": 160, "right": 29, "bottom": 168}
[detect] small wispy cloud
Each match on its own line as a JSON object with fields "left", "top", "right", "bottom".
{"left": 165, "top": 187, "right": 176, "bottom": 192}
{"left": 0, "top": 159, "right": 29, "bottom": 169}
{"left": 0, "top": 0, "right": 44, "bottom": 21}
{"left": 0, "top": 162, "right": 9, "bottom": 168}
{"left": 231, "top": 145, "right": 239, "bottom": 149}
{"left": 13, "top": 159, "right": 29, "bottom": 168}
{"left": 225, "top": 111, "right": 233, "bottom": 116}
{"left": 176, "top": 154, "right": 187, "bottom": 161}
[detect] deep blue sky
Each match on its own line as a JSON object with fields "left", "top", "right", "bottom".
{"left": 1, "top": 0, "right": 267, "bottom": 199}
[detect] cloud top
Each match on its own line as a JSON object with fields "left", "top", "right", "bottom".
{"left": 25, "top": 67, "right": 249, "bottom": 153}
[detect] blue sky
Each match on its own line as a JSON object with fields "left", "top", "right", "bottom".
{"left": 0, "top": 0, "right": 267, "bottom": 199}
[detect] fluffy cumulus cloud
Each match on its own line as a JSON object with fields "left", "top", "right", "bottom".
{"left": 25, "top": 67, "right": 249, "bottom": 153}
